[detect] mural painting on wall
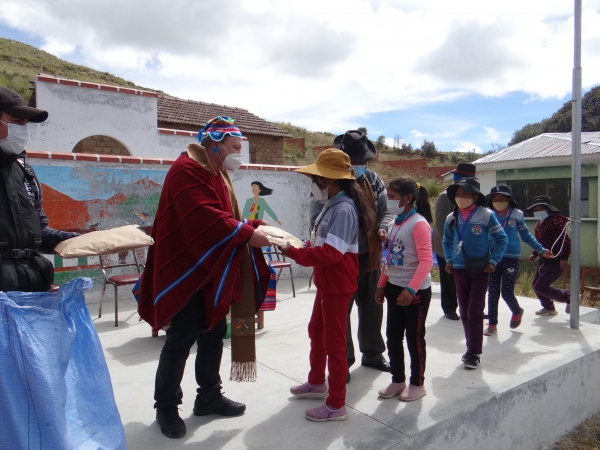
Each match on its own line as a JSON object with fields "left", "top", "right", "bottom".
{"left": 242, "top": 181, "right": 282, "bottom": 225}
{"left": 30, "top": 164, "right": 168, "bottom": 284}
{"left": 31, "top": 165, "right": 168, "bottom": 232}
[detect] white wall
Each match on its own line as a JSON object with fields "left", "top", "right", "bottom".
{"left": 230, "top": 169, "right": 312, "bottom": 277}
{"left": 28, "top": 81, "right": 253, "bottom": 160}
{"left": 476, "top": 170, "right": 497, "bottom": 196}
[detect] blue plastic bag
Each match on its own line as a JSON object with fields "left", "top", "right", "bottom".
{"left": 0, "top": 278, "right": 126, "bottom": 450}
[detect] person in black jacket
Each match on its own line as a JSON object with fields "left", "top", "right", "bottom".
{"left": 0, "top": 86, "right": 78, "bottom": 292}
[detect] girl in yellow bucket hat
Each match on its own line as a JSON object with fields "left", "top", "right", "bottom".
{"left": 278, "top": 148, "right": 374, "bottom": 422}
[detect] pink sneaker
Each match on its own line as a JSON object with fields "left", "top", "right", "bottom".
{"left": 378, "top": 382, "right": 406, "bottom": 399}
{"left": 399, "top": 384, "right": 426, "bottom": 402}
{"left": 305, "top": 404, "right": 347, "bottom": 422}
{"left": 290, "top": 382, "right": 328, "bottom": 398}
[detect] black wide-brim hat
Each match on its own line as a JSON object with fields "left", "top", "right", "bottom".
{"left": 333, "top": 130, "right": 377, "bottom": 162}
{"left": 526, "top": 195, "right": 559, "bottom": 213}
{"left": 451, "top": 163, "right": 476, "bottom": 178}
{"left": 486, "top": 184, "right": 518, "bottom": 208}
{"left": 447, "top": 177, "right": 487, "bottom": 206}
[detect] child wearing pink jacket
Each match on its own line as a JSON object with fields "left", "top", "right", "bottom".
{"left": 376, "top": 177, "right": 433, "bottom": 402}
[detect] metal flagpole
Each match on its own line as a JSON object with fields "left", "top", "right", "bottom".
{"left": 570, "top": 0, "right": 582, "bottom": 329}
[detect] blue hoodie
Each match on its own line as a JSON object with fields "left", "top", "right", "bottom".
{"left": 492, "top": 208, "right": 546, "bottom": 259}
{"left": 442, "top": 206, "right": 508, "bottom": 268}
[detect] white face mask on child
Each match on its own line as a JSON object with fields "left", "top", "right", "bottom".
{"left": 533, "top": 210, "right": 549, "bottom": 221}
{"left": 455, "top": 197, "right": 474, "bottom": 209}
{"left": 311, "top": 182, "right": 329, "bottom": 201}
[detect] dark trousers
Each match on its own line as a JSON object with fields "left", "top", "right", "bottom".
{"left": 384, "top": 283, "right": 431, "bottom": 386}
{"left": 436, "top": 254, "right": 458, "bottom": 315}
{"left": 154, "top": 291, "right": 227, "bottom": 409}
{"left": 487, "top": 258, "right": 521, "bottom": 325}
{"left": 346, "top": 256, "right": 386, "bottom": 367}
{"left": 532, "top": 262, "right": 570, "bottom": 310}
{"left": 453, "top": 269, "right": 489, "bottom": 355}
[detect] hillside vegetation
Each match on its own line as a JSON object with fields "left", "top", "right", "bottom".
{"left": 509, "top": 86, "right": 600, "bottom": 146}
{"left": 0, "top": 38, "right": 157, "bottom": 103}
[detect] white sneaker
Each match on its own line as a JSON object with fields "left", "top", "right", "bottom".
{"left": 535, "top": 308, "right": 558, "bottom": 316}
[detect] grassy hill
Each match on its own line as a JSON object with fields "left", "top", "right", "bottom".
{"left": 0, "top": 38, "right": 158, "bottom": 103}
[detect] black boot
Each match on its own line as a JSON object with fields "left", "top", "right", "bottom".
{"left": 193, "top": 391, "right": 246, "bottom": 416}
{"left": 156, "top": 406, "right": 186, "bottom": 439}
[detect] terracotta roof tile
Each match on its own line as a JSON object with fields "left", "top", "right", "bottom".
{"left": 157, "top": 96, "right": 292, "bottom": 138}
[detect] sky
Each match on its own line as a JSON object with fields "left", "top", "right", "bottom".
{"left": 1, "top": 0, "right": 600, "bottom": 153}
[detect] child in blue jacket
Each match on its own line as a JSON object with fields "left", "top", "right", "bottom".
{"left": 484, "top": 185, "right": 552, "bottom": 335}
{"left": 442, "top": 177, "right": 508, "bottom": 370}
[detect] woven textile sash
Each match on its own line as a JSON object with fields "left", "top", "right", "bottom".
{"left": 220, "top": 171, "right": 259, "bottom": 382}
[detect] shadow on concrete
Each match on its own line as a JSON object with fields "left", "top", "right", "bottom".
{"left": 124, "top": 419, "right": 243, "bottom": 449}
{"left": 428, "top": 365, "right": 492, "bottom": 424}
{"left": 104, "top": 336, "right": 165, "bottom": 365}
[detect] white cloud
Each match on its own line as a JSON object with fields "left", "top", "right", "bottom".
{"left": 453, "top": 142, "right": 482, "bottom": 153}
{"left": 483, "top": 126, "right": 502, "bottom": 142}
{"left": 1, "top": 0, "right": 600, "bottom": 132}
{"left": 410, "top": 130, "right": 428, "bottom": 138}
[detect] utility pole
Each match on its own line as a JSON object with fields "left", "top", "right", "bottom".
{"left": 570, "top": 0, "right": 582, "bottom": 329}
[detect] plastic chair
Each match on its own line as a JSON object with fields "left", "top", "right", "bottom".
{"left": 98, "top": 249, "right": 145, "bottom": 327}
{"left": 263, "top": 246, "right": 295, "bottom": 298}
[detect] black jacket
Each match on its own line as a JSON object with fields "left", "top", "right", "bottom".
{"left": 0, "top": 154, "right": 77, "bottom": 291}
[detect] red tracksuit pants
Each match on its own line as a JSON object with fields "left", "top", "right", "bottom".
{"left": 307, "top": 290, "right": 352, "bottom": 409}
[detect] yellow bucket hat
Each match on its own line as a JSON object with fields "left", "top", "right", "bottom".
{"left": 295, "top": 148, "right": 355, "bottom": 180}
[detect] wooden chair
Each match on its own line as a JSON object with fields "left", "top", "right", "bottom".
{"left": 263, "top": 245, "right": 295, "bottom": 297}
{"left": 580, "top": 266, "right": 600, "bottom": 305}
{"left": 98, "top": 249, "right": 145, "bottom": 327}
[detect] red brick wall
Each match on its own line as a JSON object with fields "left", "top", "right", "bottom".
{"left": 284, "top": 138, "right": 306, "bottom": 152}
{"left": 378, "top": 159, "right": 428, "bottom": 171}
{"left": 246, "top": 133, "right": 284, "bottom": 165}
{"left": 313, "top": 145, "right": 333, "bottom": 153}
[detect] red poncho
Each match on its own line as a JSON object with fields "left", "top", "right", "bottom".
{"left": 138, "top": 145, "right": 271, "bottom": 344}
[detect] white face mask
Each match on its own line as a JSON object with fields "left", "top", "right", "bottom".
{"left": 493, "top": 201, "right": 509, "bottom": 211}
{"left": 0, "top": 121, "right": 29, "bottom": 157}
{"left": 387, "top": 199, "right": 401, "bottom": 215}
{"left": 388, "top": 197, "right": 409, "bottom": 215}
{"left": 455, "top": 197, "right": 474, "bottom": 209}
{"left": 223, "top": 152, "right": 242, "bottom": 171}
{"left": 533, "top": 210, "right": 549, "bottom": 221}
{"left": 311, "top": 182, "right": 329, "bottom": 201}
{"left": 217, "top": 142, "right": 242, "bottom": 171}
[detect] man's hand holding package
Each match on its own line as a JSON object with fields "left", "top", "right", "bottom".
{"left": 248, "top": 228, "right": 271, "bottom": 248}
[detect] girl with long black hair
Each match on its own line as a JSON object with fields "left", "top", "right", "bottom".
{"left": 375, "top": 177, "right": 433, "bottom": 402}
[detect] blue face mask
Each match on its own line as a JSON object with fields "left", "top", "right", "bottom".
{"left": 353, "top": 165, "right": 367, "bottom": 179}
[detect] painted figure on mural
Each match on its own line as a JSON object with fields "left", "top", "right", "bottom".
{"left": 242, "top": 181, "right": 282, "bottom": 225}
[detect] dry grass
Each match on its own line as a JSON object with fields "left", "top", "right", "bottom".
{"left": 549, "top": 415, "right": 600, "bottom": 450}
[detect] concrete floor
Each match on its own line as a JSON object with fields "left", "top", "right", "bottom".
{"left": 91, "top": 279, "right": 600, "bottom": 450}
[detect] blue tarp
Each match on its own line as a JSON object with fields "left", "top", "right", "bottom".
{"left": 0, "top": 278, "right": 126, "bottom": 450}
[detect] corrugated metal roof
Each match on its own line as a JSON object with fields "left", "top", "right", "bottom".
{"left": 474, "top": 132, "right": 600, "bottom": 165}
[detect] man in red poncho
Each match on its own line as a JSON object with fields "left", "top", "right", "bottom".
{"left": 137, "top": 116, "right": 272, "bottom": 439}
